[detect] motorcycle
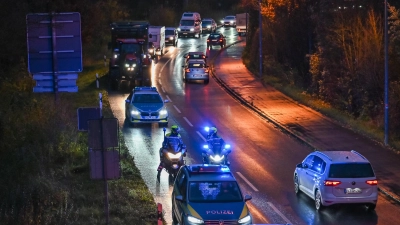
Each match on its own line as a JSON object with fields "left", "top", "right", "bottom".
{"left": 202, "top": 127, "right": 232, "bottom": 165}
{"left": 157, "top": 128, "right": 186, "bottom": 178}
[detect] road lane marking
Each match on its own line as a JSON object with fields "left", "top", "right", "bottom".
{"left": 162, "top": 87, "right": 165, "bottom": 93}
{"left": 236, "top": 172, "right": 259, "bottom": 192}
{"left": 267, "top": 202, "right": 293, "bottom": 225}
{"left": 183, "top": 117, "right": 193, "bottom": 127}
{"left": 173, "top": 105, "right": 181, "bottom": 113}
{"left": 158, "top": 79, "right": 162, "bottom": 85}
{"left": 196, "top": 131, "right": 207, "bottom": 142}
{"left": 158, "top": 72, "right": 161, "bottom": 78}
{"left": 166, "top": 95, "right": 172, "bottom": 102}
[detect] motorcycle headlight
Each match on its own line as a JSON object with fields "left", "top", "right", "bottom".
{"left": 203, "top": 144, "right": 209, "bottom": 149}
{"left": 114, "top": 54, "right": 118, "bottom": 59}
{"left": 159, "top": 109, "right": 167, "bottom": 115}
{"left": 167, "top": 152, "right": 182, "bottom": 159}
{"left": 187, "top": 215, "right": 203, "bottom": 224}
{"left": 130, "top": 110, "right": 140, "bottom": 115}
{"left": 190, "top": 28, "right": 194, "bottom": 31}
{"left": 238, "top": 214, "right": 251, "bottom": 224}
{"left": 225, "top": 144, "right": 231, "bottom": 149}
{"left": 204, "top": 126, "right": 210, "bottom": 132}
{"left": 210, "top": 155, "right": 224, "bottom": 162}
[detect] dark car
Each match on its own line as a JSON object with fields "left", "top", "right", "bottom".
{"left": 202, "top": 18, "right": 217, "bottom": 33}
{"left": 207, "top": 33, "right": 226, "bottom": 49}
{"left": 165, "top": 27, "right": 178, "bottom": 47}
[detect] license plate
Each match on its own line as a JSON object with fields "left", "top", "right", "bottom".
{"left": 183, "top": 33, "right": 187, "bottom": 35}
{"left": 345, "top": 188, "right": 362, "bottom": 194}
{"left": 145, "top": 116, "right": 156, "bottom": 119}
{"left": 121, "top": 76, "right": 125, "bottom": 78}
{"left": 212, "top": 39, "right": 217, "bottom": 41}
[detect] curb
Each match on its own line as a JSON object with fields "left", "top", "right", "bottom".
{"left": 209, "top": 40, "right": 400, "bottom": 205}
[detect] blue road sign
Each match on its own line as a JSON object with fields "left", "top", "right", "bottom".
{"left": 33, "top": 73, "right": 78, "bottom": 92}
{"left": 27, "top": 12, "right": 82, "bottom": 73}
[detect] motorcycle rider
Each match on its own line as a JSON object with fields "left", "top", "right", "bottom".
{"left": 205, "top": 126, "right": 230, "bottom": 165}
{"left": 157, "top": 125, "right": 183, "bottom": 172}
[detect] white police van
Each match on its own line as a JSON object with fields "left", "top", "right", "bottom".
{"left": 177, "top": 12, "right": 202, "bottom": 38}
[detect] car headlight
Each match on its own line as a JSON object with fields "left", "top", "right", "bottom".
{"left": 130, "top": 110, "right": 140, "bottom": 115}
{"left": 210, "top": 154, "right": 224, "bottom": 162}
{"left": 167, "top": 152, "right": 182, "bottom": 159}
{"left": 132, "top": 64, "right": 136, "bottom": 67}
{"left": 187, "top": 215, "right": 203, "bottom": 224}
{"left": 177, "top": 28, "right": 181, "bottom": 31}
{"left": 230, "top": 20, "right": 234, "bottom": 23}
{"left": 190, "top": 28, "right": 194, "bottom": 31}
{"left": 125, "top": 64, "right": 129, "bottom": 67}
{"left": 207, "top": 25, "right": 211, "bottom": 28}
{"left": 149, "top": 49, "right": 154, "bottom": 53}
{"left": 159, "top": 109, "right": 167, "bottom": 115}
{"left": 114, "top": 54, "right": 118, "bottom": 58}
{"left": 238, "top": 214, "right": 251, "bottom": 224}
{"left": 169, "top": 36, "right": 174, "bottom": 40}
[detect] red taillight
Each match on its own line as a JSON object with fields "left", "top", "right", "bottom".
{"left": 205, "top": 68, "right": 209, "bottom": 73}
{"left": 202, "top": 55, "right": 206, "bottom": 58}
{"left": 324, "top": 180, "right": 341, "bottom": 186}
{"left": 219, "top": 39, "right": 223, "bottom": 42}
{"left": 185, "top": 68, "right": 190, "bottom": 73}
{"left": 366, "top": 180, "right": 378, "bottom": 185}
{"left": 207, "top": 39, "right": 210, "bottom": 42}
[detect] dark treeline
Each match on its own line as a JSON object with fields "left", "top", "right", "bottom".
{"left": 241, "top": 0, "right": 400, "bottom": 144}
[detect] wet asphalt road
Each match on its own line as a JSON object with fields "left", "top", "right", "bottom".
{"left": 108, "top": 27, "right": 400, "bottom": 225}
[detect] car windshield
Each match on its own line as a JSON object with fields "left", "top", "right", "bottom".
{"left": 166, "top": 30, "right": 175, "bottom": 35}
{"left": 225, "top": 16, "right": 235, "bottom": 20}
{"left": 189, "top": 181, "right": 243, "bottom": 202}
{"left": 202, "top": 21, "right": 211, "bottom": 25}
{"left": 209, "top": 34, "right": 220, "bottom": 39}
{"left": 328, "top": 163, "right": 375, "bottom": 178}
{"left": 181, "top": 20, "right": 194, "bottom": 26}
{"left": 133, "top": 94, "right": 163, "bottom": 103}
{"left": 189, "top": 63, "right": 206, "bottom": 68}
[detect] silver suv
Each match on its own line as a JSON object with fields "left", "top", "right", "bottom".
{"left": 294, "top": 150, "right": 378, "bottom": 211}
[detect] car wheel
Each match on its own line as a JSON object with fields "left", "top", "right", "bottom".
{"left": 294, "top": 174, "right": 300, "bottom": 195}
{"left": 366, "top": 203, "right": 376, "bottom": 211}
{"left": 315, "top": 190, "right": 325, "bottom": 211}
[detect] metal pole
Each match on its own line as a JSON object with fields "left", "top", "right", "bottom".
{"left": 384, "top": 0, "right": 389, "bottom": 145}
{"left": 259, "top": 0, "right": 262, "bottom": 78}
{"left": 100, "top": 116, "right": 110, "bottom": 224}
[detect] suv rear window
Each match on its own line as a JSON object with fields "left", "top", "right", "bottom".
{"left": 328, "top": 163, "right": 375, "bottom": 178}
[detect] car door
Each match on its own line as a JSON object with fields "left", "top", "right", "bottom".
{"left": 172, "top": 169, "right": 185, "bottom": 222}
{"left": 298, "top": 155, "right": 314, "bottom": 197}
{"left": 309, "top": 156, "right": 325, "bottom": 193}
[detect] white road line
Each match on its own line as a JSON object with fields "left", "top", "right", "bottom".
{"left": 173, "top": 105, "right": 181, "bottom": 113}
{"left": 158, "top": 72, "right": 161, "bottom": 78}
{"left": 158, "top": 79, "right": 162, "bottom": 85}
{"left": 267, "top": 202, "right": 293, "bottom": 225}
{"left": 166, "top": 95, "right": 172, "bottom": 102}
{"left": 160, "top": 58, "right": 172, "bottom": 73}
{"left": 236, "top": 172, "right": 259, "bottom": 192}
{"left": 183, "top": 117, "right": 193, "bottom": 127}
{"left": 196, "top": 131, "right": 207, "bottom": 142}
{"left": 162, "top": 87, "right": 166, "bottom": 93}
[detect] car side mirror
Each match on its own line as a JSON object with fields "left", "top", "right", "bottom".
{"left": 244, "top": 194, "right": 252, "bottom": 202}
{"left": 125, "top": 99, "right": 131, "bottom": 103}
{"left": 175, "top": 195, "right": 184, "bottom": 202}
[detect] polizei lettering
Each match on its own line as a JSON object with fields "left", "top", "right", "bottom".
{"left": 206, "top": 210, "right": 234, "bottom": 215}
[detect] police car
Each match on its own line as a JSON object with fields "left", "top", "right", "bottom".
{"left": 172, "top": 164, "right": 253, "bottom": 225}
{"left": 124, "top": 87, "right": 169, "bottom": 126}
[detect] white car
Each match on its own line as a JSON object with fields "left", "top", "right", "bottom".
{"left": 221, "top": 15, "right": 236, "bottom": 27}
{"left": 294, "top": 150, "right": 378, "bottom": 211}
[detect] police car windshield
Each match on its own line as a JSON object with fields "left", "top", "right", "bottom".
{"left": 166, "top": 30, "right": 175, "bottom": 35}
{"left": 133, "top": 94, "right": 163, "bottom": 103}
{"left": 181, "top": 20, "right": 195, "bottom": 26}
{"left": 189, "top": 181, "right": 243, "bottom": 203}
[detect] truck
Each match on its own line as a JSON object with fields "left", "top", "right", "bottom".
{"left": 148, "top": 26, "right": 166, "bottom": 56}
{"left": 236, "top": 13, "right": 249, "bottom": 36}
{"left": 108, "top": 21, "right": 153, "bottom": 90}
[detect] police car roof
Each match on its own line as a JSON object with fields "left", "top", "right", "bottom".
{"left": 132, "top": 86, "right": 158, "bottom": 94}
{"left": 185, "top": 164, "right": 236, "bottom": 181}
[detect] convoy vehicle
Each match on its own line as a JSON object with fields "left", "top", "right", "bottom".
{"left": 184, "top": 51, "right": 207, "bottom": 64}
{"left": 124, "top": 87, "right": 169, "bottom": 127}
{"left": 182, "top": 59, "right": 210, "bottom": 84}
{"left": 207, "top": 33, "right": 226, "bottom": 49}
{"left": 165, "top": 27, "right": 178, "bottom": 46}
{"left": 149, "top": 26, "right": 165, "bottom": 56}
{"left": 201, "top": 18, "right": 217, "bottom": 33}
{"left": 171, "top": 164, "right": 253, "bottom": 225}
{"left": 221, "top": 15, "right": 236, "bottom": 27}
{"left": 294, "top": 150, "right": 378, "bottom": 211}
{"left": 177, "top": 12, "right": 202, "bottom": 38}
{"left": 236, "top": 13, "right": 249, "bottom": 36}
{"left": 109, "top": 21, "right": 153, "bottom": 90}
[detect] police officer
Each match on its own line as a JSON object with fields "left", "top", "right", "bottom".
{"left": 157, "top": 125, "right": 183, "bottom": 172}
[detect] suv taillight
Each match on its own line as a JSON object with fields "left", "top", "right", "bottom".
{"left": 185, "top": 68, "right": 190, "bottom": 73}
{"left": 324, "top": 180, "right": 341, "bottom": 186}
{"left": 207, "top": 39, "right": 210, "bottom": 42}
{"left": 366, "top": 180, "right": 378, "bottom": 185}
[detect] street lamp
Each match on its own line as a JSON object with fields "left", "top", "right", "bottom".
{"left": 384, "top": 0, "right": 389, "bottom": 145}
